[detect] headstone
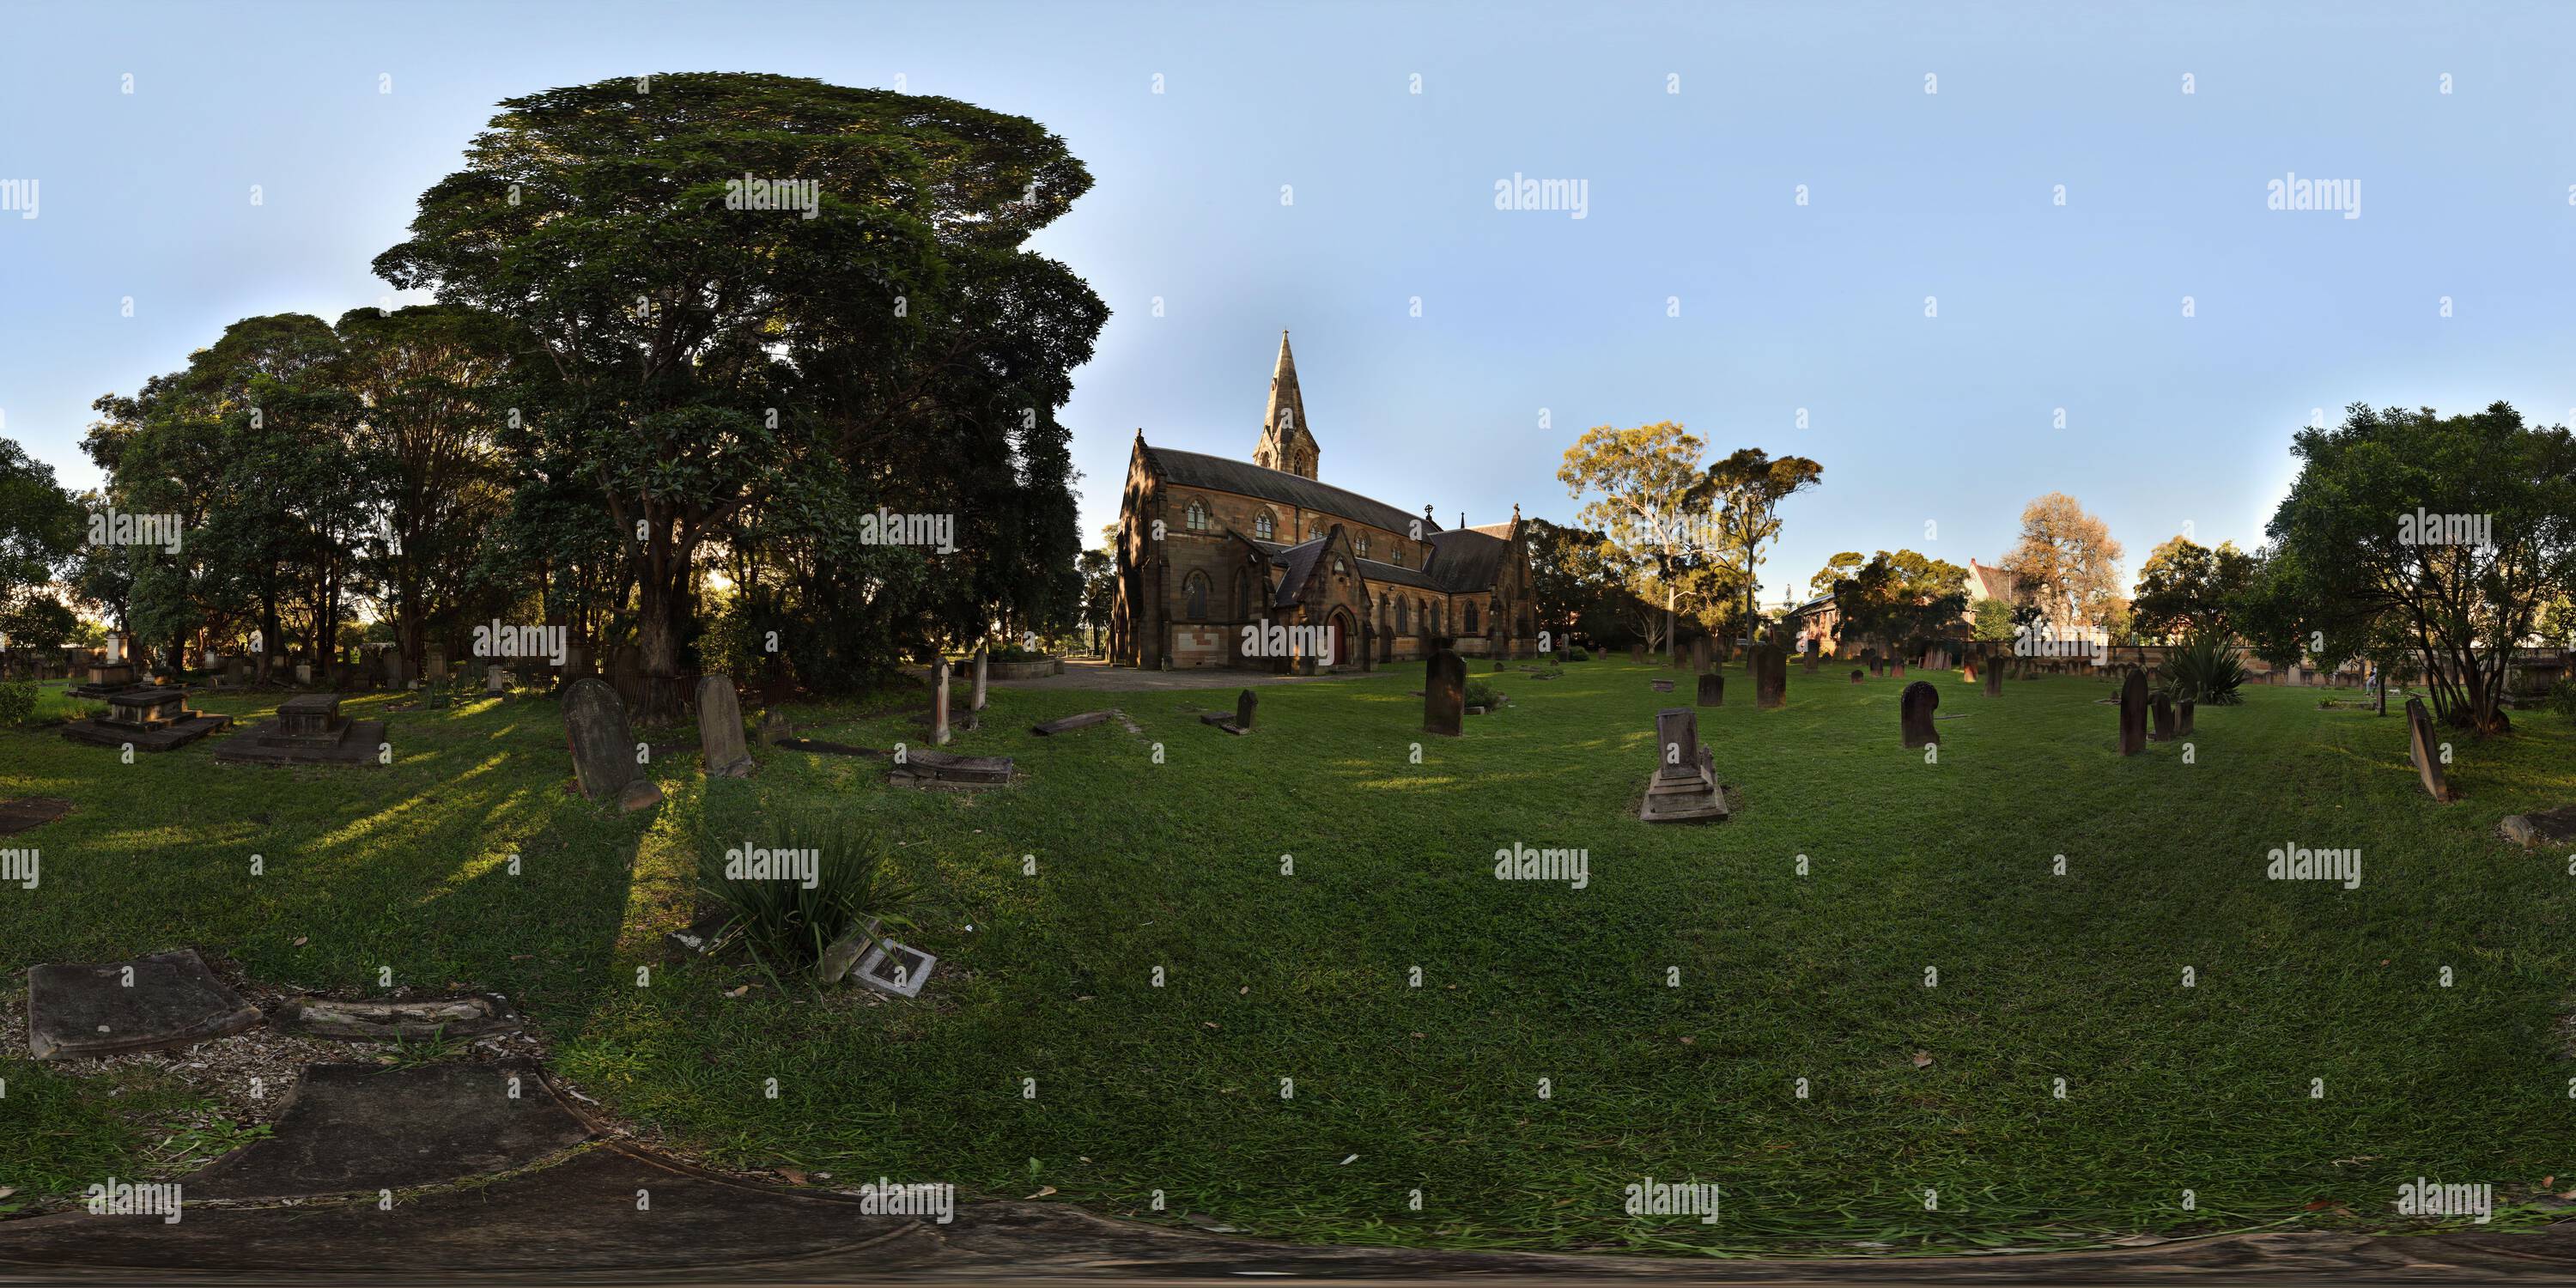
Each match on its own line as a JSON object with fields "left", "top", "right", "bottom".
{"left": 1655, "top": 708, "right": 1701, "bottom": 783}
{"left": 1424, "top": 648, "right": 1466, "bottom": 737}
{"left": 1754, "top": 643, "right": 1786, "bottom": 709}
{"left": 2176, "top": 700, "right": 2195, "bottom": 736}
{"left": 1850, "top": 668, "right": 1864, "bottom": 683}
{"left": 1690, "top": 636, "right": 1711, "bottom": 672}
{"left": 2117, "top": 670, "right": 2148, "bottom": 756}
{"left": 1640, "top": 707, "right": 1728, "bottom": 823}
{"left": 1802, "top": 652, "right": 1818, "bottom": 674}
{"left": 425, "top": 647, "right": 448, "bottom": 683}
{"left": 295, "top": 662, "right": 313, "bottom": 685}
{"left": 2149, "top": 693, "right": 2176, "bottom": 742}
{"left": 756, "top": 710, "right": 789, "bottom": 746}
{"left": 971, "top": 647, "right": 989, "bottom": 714}
{"left": 2405, "top": 697, "right": 2458, "bottom": 802}
{"left": 696, "top": 674, "right": 754, "bottom": 777}
{"left": 1630, "top": 643, "right": 1647, "bottom": 665}
{"left": 2499, "top": 806, "right": 2576, "bottom": 849}
{"left": 564, "top": 677, "right": 662, "bottom": 811}
{"left": 1697, "top": 673, "right": 1722, "bottom": 707}
{"left": 486, "top": 665, "right": 507, "bottom": 696}
{"left": 1893, "top": 662, "right": 1905, "bottom": 677}
{"left": 1984, "top": 654, "right": 2003, "bottom": 697}
{"left": 932, "top": 659, "right": 952, "bottom": 746}
{"left": 1651, "top": 679, "right": 1674, "bottom": 692}
{"left": 1037, "top": 710, "right": 1115, "bottom": 735}
{"left": 1235, "top": 688, "right": 1257, "bottom": 731}
{"left": 1899, "top": 680, "right": 1940, "bottom": 748}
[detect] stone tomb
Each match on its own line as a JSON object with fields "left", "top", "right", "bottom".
{"left": 2405, "top": 697, "right": 2458, "bottom": 803}
{"left": 2117, "top": 670, "right": 2148, "bottom": 756}
{"left": 0, "top": 797, "right": 74, "bottom": 835}
{"left": 564, "top": 677, "right": 663, "bottom": 812}
{"left": 277, "top": 993, "right": 525, "bottom": 1042}
{"left": 27, "top": 948, "right": 263, "bottom": 1060}
{"left": 888, "top": 748, "right": 1014, "bottom": 789}
{"left": 1640, "top": 708, "right": 1728, "bottom": 823}
{"left": 1899, "top": 680, "right": 1940, "bottom": 749}
{"left": 1697, "top": 673, "right": 1723, "bottom": 707}
{"left": 62, "top": 685, "right": 231, "bottom": 752}
{"left": 213, "top": 693, "right": 385, "bottom": 766}
{"left": 67, "top": 659, "right": 144, "bottom": 700}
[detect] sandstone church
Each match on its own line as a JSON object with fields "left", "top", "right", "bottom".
{"left": 1109, "top": 332, "right": 1539, "bottom": 671}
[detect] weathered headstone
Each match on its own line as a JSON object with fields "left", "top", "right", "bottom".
{"left": 1235, "top": 687, "right": 1257, "bottom": 731}
{"left": 1899, "top": 680, "right": 1939, "bottom": 748}
{"left": 2500, "top": 805, "right": 2576, "bottom": 848}
{"left": 1690, "top": 636, "right": 1711, "bottom": 672}
{"left": 565, "top": 677, "right": 661, "bottom": 811}
{"left": 1630, "top": 642, "right": 1647, "bottom": 665}
{"left": 932, "top": 659, "right": 952, "bottom": 746}
{"left": 486, "top": 665, "right": 507, "bottom": 696}
{"left": 1984, "top": 653, "right": 2004, "bottom": 697}
{"left": 1425, "top": 648, "right": 1466, "bottom": 736}
{"left": 425, "top": 647, "right": 449, "bottom": 683}
{"left": 1850, "top": 668, "right": 1864, "bottom": 683}
{"left": 1641, "top": 707, "right": 1728, "bottom": 823}
{"left": 2405, "top": 697, "right": 2458, "bottom": 802}
{"left": 2117, "top": 670, "right": 2148, "bottom": 756}
{"left": 27, "top": 949, "right": 262, "bottom": 1060}
{"left": 756, "top": 710, "right": 789, "bottom": 746}
{"left": 2149, "top": 692, "right": 2176, "bottom": 742}
{"left": 2176, "top": 700, "right": 2195, "bottom": 737}
{"left": 1651, "top": 678, "right": 1674, "bottom": 692}
{"left": 970, "top": 647, "right": 989, "bottom": 714}
{"left": 1754, "top": 642, "right": 1787, "bottom": 709}
{"left": 696, "top": 674, "right": 754, "bottom": 777}
{"left": 1697, "top": 673, "right": 1722, "bottom": 707}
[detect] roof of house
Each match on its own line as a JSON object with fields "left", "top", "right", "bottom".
{"left": 1968, "top": 560, "right": 2014, "bottom": 601}
{"left": 1143, "top": 442, "right": 1437, "bottom": 539}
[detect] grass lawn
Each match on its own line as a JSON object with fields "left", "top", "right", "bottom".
{"left": 3, "top": 659, "right": 2573, "bottom": 1255}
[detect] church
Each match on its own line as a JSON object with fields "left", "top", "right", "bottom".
{"left": 1109, "top": 332, "right": 1539, "bottom": 671}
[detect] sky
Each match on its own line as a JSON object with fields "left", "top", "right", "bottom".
{"left": 3, "top": 0, "right": 2573, "bottom": 608}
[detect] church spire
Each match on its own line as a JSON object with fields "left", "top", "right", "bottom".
{"left": 1254, "top": 329, "right": 1320, "bottom": 479}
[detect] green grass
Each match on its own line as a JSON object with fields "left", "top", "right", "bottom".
{"left": 3, "top": 665, "right": 2573, "bottom": 1255}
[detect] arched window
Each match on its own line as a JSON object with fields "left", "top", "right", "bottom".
{"left": 1391, "top": 545, "right": 1403, "bottom": 567}
{"left": 1332, "top": 556, "right": 1346, "bottom": 577}
{"left": 1185, "top": 499, "right": 1209, "bottom": 532}
{"left": 1465, "top": 601, "right": 1479, "bottom": 634}
{"left": 1376, "top": 594, "right": 1388, "bottom": 628}
{"left": 1184, "top": 572, "right": 1210, "bottom": 620}
{"left": 1396, "top": 598, "right": 1409, "bottom": 634}
{"left": 1254, "top": 510, "right": 1275, "bottom": 540}
{"left": 1415, "top": 598, "right": 1427, "bottom": 635}
{"left": 1357, "top": 536, "right": 1370, "bottom": 559}
{"left": 1232, "top": 570, "right": 1250, "bottom": 618}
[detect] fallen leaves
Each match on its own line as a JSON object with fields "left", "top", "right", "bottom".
{"left": 1911, "top": 1050, "right": 1934, "bottom": 1068}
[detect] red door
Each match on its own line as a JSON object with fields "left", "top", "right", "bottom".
{"left": 1328, "top": 617, "right": 1345, "bottom": 666}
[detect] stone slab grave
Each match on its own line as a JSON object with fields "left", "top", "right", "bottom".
{"left": 2117, "top": 670, "right": 2148, "bottom": 756}
{"left": 2148, "top": 692, "right": 2177, "bottom": 742}
{"left": 1650, "top": 678, "right": 1674, "bottom": 692}
{"left": 2501, "top": 805, "right": 2576, "bottom": 848}
{"left": 1035, "top": 709, "right": 1115, "bottom": 735}
{"left": 276, "top": 993, "right": 525, "bottom": 1042}
{"left": 212, "top": 693, "right": 386, "bottom": 766}
{"left": 26, "top": 948, "right": 262, "bottom": 1060}
{"left": 67, "top": 659, "right": 143, "bottom": 700}
{"left": 563, "top": 677, "right": 663, "bottom": 812}
{"left": 696, "top": 674, "right": 756, "bottom": 778}
{"left": 1424, "top": 648, "right": 1465, "bottom": 737}
{"left": 1899, "top": 680, "right": 1939, "bottom": 749}
{"left": 60, "top": 685, "right": 230, "bottom": 752}
{"left": 1753, "top": 642, "right": 1786, "bottom": 709}
{"left": 1640, "top": 707, "right": 1728, "bottom": 823}
{"left": 0, "top": 797, "right": 72, "bottom": 835}
{"left": 819, "top": 923, "right": 942, "bottom": 997}
{"left": 2406, "top": 696, "right": 2458, "bottom": 802}
{"left": 187, "top": 1059, "right": 592, "bottom": 1201}
{"left": 1696, "top": 673, "right": 1722, "bottom": 707}
{"left": 889, "top": 748, "right": 1014, "bottom": 789}
{"left": 1198, "top": 690, "right": 1255, "bottom": 736}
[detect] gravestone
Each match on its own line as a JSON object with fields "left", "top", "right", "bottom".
{"left": 1754, "top": 642, "right": 1787, "bottom": 709}
{"left": 2405, "top": 697, "right": 2458, "bottom": 802}
{"left": 27, "top": 948, "right": 262, "bottom": 1060}
{"left": 970, "top": 648, "right": 989, "bottom": 714}
{"left": 1640, "top": 707, "right": 1728, "bottom": 823}
{"left": 214, "top": 693, "right": 385, "bottom": 765}
{"left": 1235, "top": 687, "right": 1257, "bottom": 731}
{"left": 1038, "top": 710, "right": 1115, "bottom": 735}
{"left": 1850, "top": 668, "right": 1864, "bottom": 683}
{"left": 1690, "top": 636, "right": 1711, "bottom": 672}
{"left": 1893, "top": 661, "right": 1905, "bottom": 677}
{"left": 2500, "top": 806, "right": 2576, "bottom": 849}
{"left": 2176, "top": 700, "right": 2195, "bottom": 736}
{"left": 295, "top": 662, "right": 313, "bottom": 686}
{"left": 1631, "top": 643, "right": 1647, "bottom": 665}
{"left": 1899, "top": 680, "right": 1940, "bottom": 748}
{"left": 1424, "top": 649, "right": 1466, "bottom": 737}
{"left": 1984, "top": 653, "right": 2004, "bottom": 697}
{"left": 564, "top": 677, "right": 662, "bottom": 811}
{"left": 1802, "top": 652, "right": 1818, "bottom": 674}
{"left": 2117, "top": 670, "right": 2148, "bottom": 756}
{"left": 756, "top": 710, "right": 789, "bottom": 746}
{"left": 62, "top": 685, "right": 231, "bottom": 751}
{"left": 932, "top": 659, "right": 952, "bottom": 746}
{"left": 487, "top": 665, "right": 507, "bottom": 696}
{"left": 185, "top": 1059, "right": 583, "bottom": 1202}
{"left": 1697, "top": 673, "right": 1722, "bottom": 707}
{"left": 696, "top": 674, "right": 754, "bottom": 777}
{"left": 2149, "top": 692, "right": 2176, "bottom": 742}
{"left": 425, "top": 647, "right": 449, "bottom": 683}
{"left": 1651, "top": 679, "right": 1674, "bottom": 692}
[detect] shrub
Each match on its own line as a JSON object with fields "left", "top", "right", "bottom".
{"left": 1565, "top": 647, "right": 1590, "bottom": 662}
{"left": 1463, "top": 678, "right": 1503, "bottom": 709}
{"left": 988, "top": 643, "right": 1049, "bottom": 662}
{"left": 699, "top": 811, "right": 916, "bottom": 975}
{"left": 2547, "top": 674, "right": 2576, "bottom": 720}
{"left": 0, "top": 680, "right": 34, "bottom": 726}
{"left": 2164, "top": 630, "right": 2249, "bottom": 706}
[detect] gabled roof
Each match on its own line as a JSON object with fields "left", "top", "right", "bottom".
{"left": 1968, "top": 560, "right": 2014, "bottom": 602}
{"left": 1355, "top": 556, "right": 1442, "bottom": 592}
{"left": 1425, "top": 527, "right": 1507, "bottom": 593}
{"left": 1273, "top": 537, "right": 1329, "bottom": 608}
{"left": 1142, "top": 442, "right": 1434, "bottom": 540}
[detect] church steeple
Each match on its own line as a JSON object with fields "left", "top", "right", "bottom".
{"left": 1253, "top": 330, "right": 1320, "bottom": 479}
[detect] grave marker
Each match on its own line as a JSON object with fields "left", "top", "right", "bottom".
{"left": 696, "top": 674, "right": 755, "bottom": 777}
{"left": 932, "top": 659, "right": 952, "bottom": 746}
{"left": 565, "top": 677, "right": 662, "bottom": 811}
{"left": 1641, "top": 707, "right": 1728, "bottom": 823}
{"left": 1697, "top": 673, "right": 1722, "bottom": 707}
{"left": 1899, "top": 680, "right": 1940, "bottom": 748}
{"left": 1425, "top": 648, "right": 1466, "bottom": 736}
{"left": 2405, "top": 697, "right": 2458, "bottom": 802}
{"left": 1754, "top": 642, "right": 1787, "bottom": 709}
{"left": 2117, "top": 670, "right": 2148, "bottom": 756}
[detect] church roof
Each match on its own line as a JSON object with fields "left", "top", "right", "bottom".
{"left": 1425, "top": 527, "right": 1508, "bottom": 593}
{"left": 1142, "top": 442, "right": 1436, "bottom": 539}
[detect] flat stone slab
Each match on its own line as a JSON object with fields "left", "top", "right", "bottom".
{"left": 26, "top": 948, "right": 263, "bottom": 1060}
{"left": 59, "top": 712, "right": 230, "bottom": 752}
{"left": 775, "top": 738, "right": 890, "bottom": 758}
{"left": 890, "top": 750, "right": 1014, "bottom": 787}
{"left": 212, "top": 718, "right": 386, "bottom": 765}
{"left": 275, "top": 994, "right": 524, "bottom": 1042}
{"left": 1031, "top": 710, "right": 1115, "bottom": 736}
{"left": 188, "top": 1060, "right": 591, "bottom": 1200}
{"left": 2500, "top": 805, "right": 2576, "bottom": 848}
{"left": 0, "top": 797, "right": 73, "bottom": 835}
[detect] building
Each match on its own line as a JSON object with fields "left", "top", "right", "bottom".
{"left": 1789, "top": 557, "right": 2020, "bottom": 657}
{"left": 1108, "top": 332, "right": 1539, "bottom": 671}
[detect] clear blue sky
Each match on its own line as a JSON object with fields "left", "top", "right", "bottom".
{"left": 5, "top": 0, "right": 2573, "bottom": 605}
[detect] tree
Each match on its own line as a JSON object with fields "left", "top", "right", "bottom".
{"left": 1077, "top": 547, "right": 1115, "bottom": 656}
{"left": 1694, "top": 447, "right": 1823, "bottom": 642}
{"left": 2001, "top": 492, "right": 2126, "bottom": 634}
{"left": 1524, "top": 517, "right": 1643, "bottom": 649}
{"left": 1807, "top": 551, "right": 1864, "bottom": 600}
{"left": 1558, "top": 421, "right": 1709, "bottom": 662}
{"left": 2262, "top": 401, "right": 2576, "bottom": 733}
{"left": 0, "top": 436, "right": 83, "bottom": 649}
{"left": 1830, "top": 550, "right": 1967, "bottom": 655}
{"left": 2130, "top": 536, "right": 2256, "bottom": 641}
{"left": 375, "top": 72, "right": 1106, "bottom": 713}
{"left": 1971, "top": 596, "right": 2016, "bottom": 642}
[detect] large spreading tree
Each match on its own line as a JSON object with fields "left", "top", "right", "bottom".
{"left": 2000, "top": 491, "right": 2126, "bottom": 639}
{"left": 374, "top": 72, "right": 1105, "bottom": 711}
{"left": 1558, "top": 422, "right": 1713, "bottom": 662}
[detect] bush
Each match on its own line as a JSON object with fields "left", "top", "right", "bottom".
{"left": 1463, "top": 678, "right": 1503, "bottom": 709}
{"left": 0, "top": 680, "right": 34, "bottom": 726}
{"left": 1565, "top": 647, "right": 1591, "bottom": 662}
{"left": 2164, "top": 629, "right": 2248, "bottom": 706}
{"left": 988, "top": 643, "right": 1050, "bottom": 662}
{"left": 699, "top": 811, "right": 916, "bottom": 975}
{"left": 2547, "top": 674, "right": 2576, "bottom": 720}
